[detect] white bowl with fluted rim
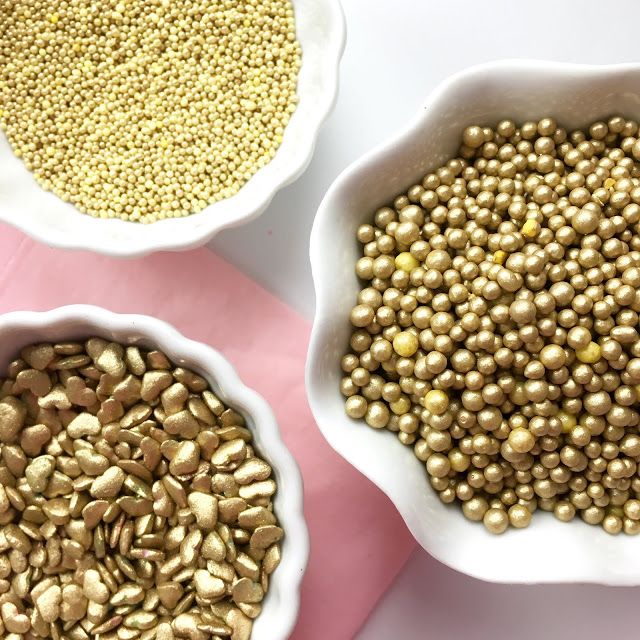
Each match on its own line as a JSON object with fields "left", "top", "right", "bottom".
{"left": 0, "top": 305, "right": 308, "bottom": 637}
{"left": 307, "top": 60, "right": 640, "bottom": 585}
{"left": 0, "top": 0, "right": 345, "bottom": 257}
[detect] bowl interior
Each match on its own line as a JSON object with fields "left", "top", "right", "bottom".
{"left": 0, "top": 0, "right": 344, "bottom": 256}
{"left": 0, "top": 309, "right": 306, "bottom": 635}
{"left": 308, "top": 62, "right": 640, "bottom": 584}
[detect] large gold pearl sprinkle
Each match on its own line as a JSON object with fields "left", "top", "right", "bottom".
{"left": 342, "top": 115, "right": 640, "bottom": 536}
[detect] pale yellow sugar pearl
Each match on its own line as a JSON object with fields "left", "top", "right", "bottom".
{"left": 0, "top": 0, "right": 301, "bottom": 223}
{"left": 390, "top": 396, "right": 411, "bottom": 415}
{"left": 521, "top": 219, "right": 540, "bottom": 238}
{"left": 492, "top": 250, "right": 507, "bottom": 265}
{"left": 576, "top": 342, "right": 601, "bottom": 364}
{"left": 423, "top": 390, "right": 449, "bottom": 415}
{"left": 393, "top": 331, "right": 419, "bottom": 357}
{"left": 557, "top": 411, "right": 577, "bottom": 434}
{"left": 395, "top": 252, "right": 419, "bottom": 272}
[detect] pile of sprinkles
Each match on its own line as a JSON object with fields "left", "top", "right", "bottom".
{"left": 0, "top": 0, "right": 301, "bottom": 223}
{"left": 342, "top": 115, "right": 640, "bottom": 535}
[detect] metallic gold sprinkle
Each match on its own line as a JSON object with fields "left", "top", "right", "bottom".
{"left": 343, "top": 115, "right": 640, "bottom": 536}
{"left": 0, "top": 337, "right": 281, "bottom": 637}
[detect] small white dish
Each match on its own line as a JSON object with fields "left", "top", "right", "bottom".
{"left": 0, "top": 305, "right": 308, "bottom": 637}
{"left": 0, "top": 0, "right": 345, "bottom": 257}
{"left": 307, "top": 60, "right": 640, "bottom": 585}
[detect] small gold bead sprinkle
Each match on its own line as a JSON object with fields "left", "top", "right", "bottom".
{"left": 0, "top": 0, "right": 301, "bottom": 223}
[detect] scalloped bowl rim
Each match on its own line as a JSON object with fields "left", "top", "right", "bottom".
{"left": 0, "top": 0, "right": 345, "bottom": 257}
{"left": 307, "top": 60, "right": 640, "bottom": 586}
{"left": 0, "top": 305, "right": 308, "bottom": 637}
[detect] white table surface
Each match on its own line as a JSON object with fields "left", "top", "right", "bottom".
{"left": 210, "top": 0, "right": 640, "bottom": 637}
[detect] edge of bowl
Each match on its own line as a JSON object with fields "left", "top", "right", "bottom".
{"left": 0, "top": 0, "right": 346, "bottom": 258}
{"left": 0, "top": 304, "right": 309, "bottom": 636}
{"left": 307, "top": 59, "right": 640, "bottom": 585}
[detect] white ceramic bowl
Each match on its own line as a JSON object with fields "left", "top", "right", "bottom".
{"left": 0, "top": 0, "right": 345, "bottom": 257}
{"left": 0, "top": 305, "right": 308, "bottom": 637}
{"left": 307, "top": 60, "right": 640, "bottom": 585}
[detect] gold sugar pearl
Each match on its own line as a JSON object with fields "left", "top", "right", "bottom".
{"left": 483, "top": 508, "right": 509, "bottom": 534}
{"left": 508, "top": 504, "right": 532, "bottom": 529}
{"left": 508, "top": 428, "right": 535, "bottom": 454}
{"left": 343, "top": 115, "right": 640, "bottom": 535}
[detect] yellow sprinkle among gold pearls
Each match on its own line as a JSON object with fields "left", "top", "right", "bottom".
{"left": 492, "top": 250, "right": 507, "bottom": 265}
{"left": 604, "top": 177, "right": 616, "bottom": 191}
{"left": 423, "top": 390, "right": 449, "bottom": 415}
{"left": 576, "top": 342, "right": 601, "bottom": 363}
{"left": 521, "top": 219, "right": 540, "bottom": 238}
{"left": 390, "top": 397, "right": 411, "bottom": 415}
{"left": 0, "top": 0, "right": 301, "bottom": 223}
{"left": 395, "top": 252, "right": 419, "bottom": 272}
{"left": 393, "top": 331, "right": 419, "bottom": 357}
{"left": 557, "top": 411, "right": 577, "bottom": 434}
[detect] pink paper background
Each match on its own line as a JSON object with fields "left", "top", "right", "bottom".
{"left": 0, "top": 226, "right": 415, "bottom": 639}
